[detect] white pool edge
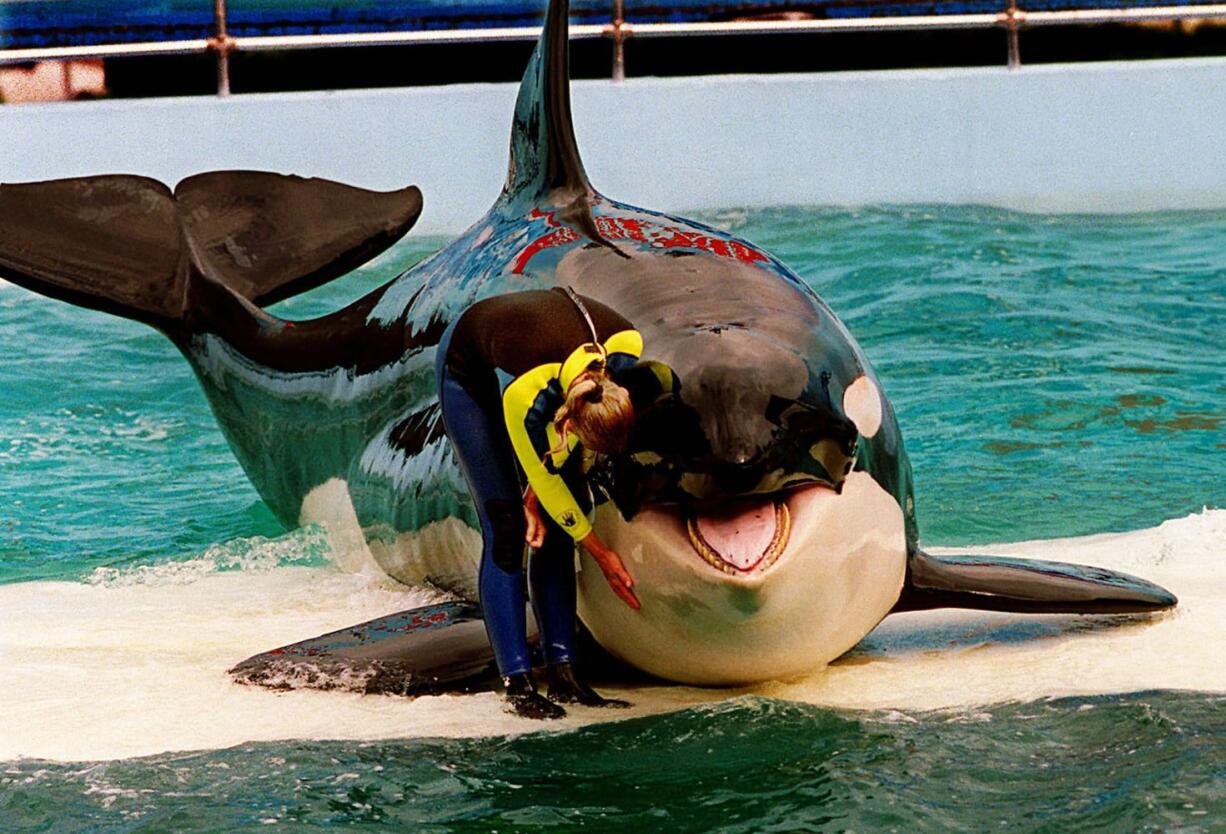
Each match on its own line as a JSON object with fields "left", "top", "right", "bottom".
{"left": 5, "top": 56, "right": 1226, "bottom": 233}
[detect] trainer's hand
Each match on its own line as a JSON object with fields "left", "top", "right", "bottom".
{"left": 523, "top": 487, "right": 546, "bottom": 549}
{"left": 580, "top": 531, "right": 640, "bottom": 610}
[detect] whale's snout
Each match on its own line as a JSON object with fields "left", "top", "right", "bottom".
{"left": 579, "top": 474, "right": 908, "bottom": 684}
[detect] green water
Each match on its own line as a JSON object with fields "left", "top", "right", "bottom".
{"left": 4, "top": 695, "right": 1225, "bottom": 832}
{"left": 0, "top": 205, "right": 1223, "bottom": 830}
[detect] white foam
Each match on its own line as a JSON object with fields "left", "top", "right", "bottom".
{"left": 1, "top": 509, "right": 1222, "bottom": 762}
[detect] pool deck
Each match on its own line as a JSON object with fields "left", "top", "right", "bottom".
{"left": 5, "top": 57, "right": 1226, "bottom": 233}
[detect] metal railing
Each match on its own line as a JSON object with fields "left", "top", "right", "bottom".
{"left": 2, "top": 0, "right": 1225, "bottom": 94}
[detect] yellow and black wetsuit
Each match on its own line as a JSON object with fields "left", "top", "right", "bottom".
{"left": 436, "top": 288, "right": 644, "bottom": 676}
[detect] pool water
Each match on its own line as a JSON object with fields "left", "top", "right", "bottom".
{"left": 0, "top": 204, "right": 1223, "bottom": 831}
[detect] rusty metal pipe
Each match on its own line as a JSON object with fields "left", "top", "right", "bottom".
{"left": 211, "top": 0, "right": 232, "bottom": 97}
{"left": 1002, "top": 0, "right": 1023, "bottom": 70}
{"left": 612, "top": 0, "right": 626, "bottom": 83}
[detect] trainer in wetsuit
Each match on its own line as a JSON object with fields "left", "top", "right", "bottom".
{"left": 435, "top": 287, "right": 645, "bottom": 719}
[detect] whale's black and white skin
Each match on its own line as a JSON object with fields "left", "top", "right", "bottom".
{"left": 0, "top": 0, "right": 1175, "bottom": 693}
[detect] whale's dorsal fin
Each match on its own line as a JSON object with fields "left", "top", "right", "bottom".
{"left": 504, "top": 0, "right": 591, "bottom": 202}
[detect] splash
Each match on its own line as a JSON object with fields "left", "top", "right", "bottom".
{"left": 86, "top": 526, "right": 334, "bottom": 588}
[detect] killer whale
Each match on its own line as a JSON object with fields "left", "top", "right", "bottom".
{"left": 0, "top": 0, "right": 1175, "bottom": 694}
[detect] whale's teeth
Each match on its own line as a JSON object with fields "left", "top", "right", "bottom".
{"left": 686, "top": 500, "right": 790, "bottom": 575}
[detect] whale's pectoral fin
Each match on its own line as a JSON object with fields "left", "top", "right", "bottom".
{"left": 891, "top": 550, "right": 1177, "bottom": 614}
{"left": 229, "top": 601, "right": 500, "bottom": 696}
{"left": 0, "top": 172, "right": 421, "bottom": 329}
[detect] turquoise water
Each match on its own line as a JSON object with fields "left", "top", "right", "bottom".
{"left": 4, "top": 694, "right": 1225, "bottom": 832}
{"left": 1, "top": 205, "right": 1224, "bottom": 830}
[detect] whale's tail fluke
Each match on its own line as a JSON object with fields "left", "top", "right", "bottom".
{"left": 0, "top": 171, "right": 422, "bottom": 336}
{"left": 893, "top": 549, "right": 1178, "bottom": 614}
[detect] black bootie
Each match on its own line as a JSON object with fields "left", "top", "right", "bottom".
{"left": 546, "top": 662, "right": 631, "bottom": 708}
{"left": 503, "top": 673, "right": 567, "bottom": 720}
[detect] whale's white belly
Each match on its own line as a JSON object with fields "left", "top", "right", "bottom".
{"left": 300, "top": 477, "right": 483, "bottom": 597}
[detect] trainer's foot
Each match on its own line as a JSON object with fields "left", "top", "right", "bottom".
{"left": 546, "top": 662, "right": 631, "bottom": 708}
{"left": 503, "top": 673, "right": 566, "bottom": 720}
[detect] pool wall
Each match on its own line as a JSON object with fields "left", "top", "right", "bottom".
{"left": 4, "top": 57, "right": 1226, "bottom": 233}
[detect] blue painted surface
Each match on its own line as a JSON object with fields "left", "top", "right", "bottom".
{"left": 2, "top": 0, "right": 1222, "bottom": 48}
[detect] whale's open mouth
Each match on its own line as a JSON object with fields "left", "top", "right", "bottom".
{"left": 685, "top": 497, "right": 792, "bottom": 575}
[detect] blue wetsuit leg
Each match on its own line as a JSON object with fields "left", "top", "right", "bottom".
{"left": 436, "top": 334, "right": 531, "bottom": 678}
{"left": 529, "top": 519, "right": 578, "bottom": 666}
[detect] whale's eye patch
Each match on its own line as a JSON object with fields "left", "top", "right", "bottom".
{"left": 843, "top": 375, "right": 883, "bottom": 438}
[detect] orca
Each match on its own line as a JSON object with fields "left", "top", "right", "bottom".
{"left": 0, "top": 0, "right": 1175, "bottom": 695}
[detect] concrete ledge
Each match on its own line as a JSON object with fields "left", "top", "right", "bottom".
{"left": 4, "top": 57, "right": 1226, "bottom": 233}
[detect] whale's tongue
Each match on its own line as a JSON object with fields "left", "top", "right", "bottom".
{"left": 690, "top": 498, "right": 782, "bottom": 571}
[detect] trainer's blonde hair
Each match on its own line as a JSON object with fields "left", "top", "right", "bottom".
{"left": 553, "top": 370, "right": 635, "bottom": 455}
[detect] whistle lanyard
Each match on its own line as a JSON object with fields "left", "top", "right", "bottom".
{"left": 560, "top": 286, "right": 600, "bottom": 345}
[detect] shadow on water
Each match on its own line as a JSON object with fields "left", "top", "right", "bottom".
{"left": 3, "top": 692, "right": 1225, "bottom": 832}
